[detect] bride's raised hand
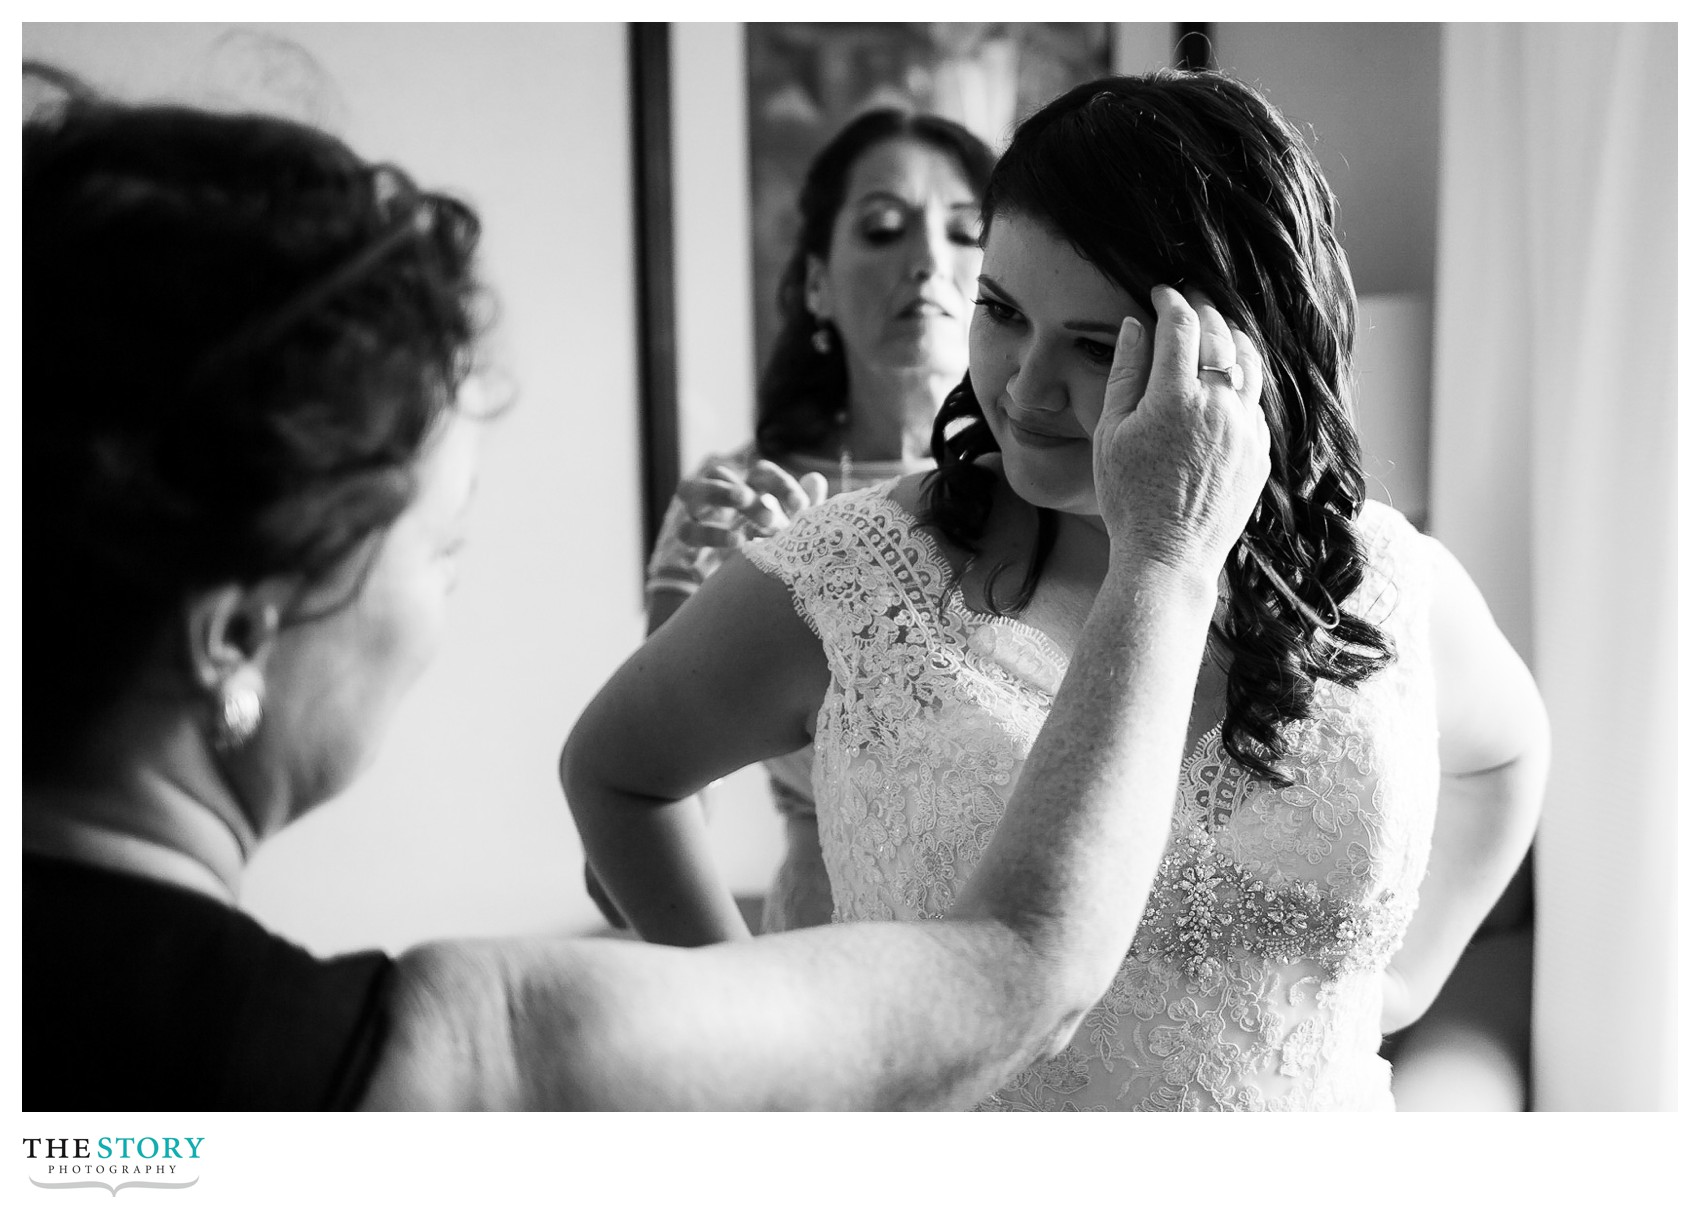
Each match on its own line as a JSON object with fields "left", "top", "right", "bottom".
{"left": 1093, "top": 285, "right": 1270, "bottom": 576}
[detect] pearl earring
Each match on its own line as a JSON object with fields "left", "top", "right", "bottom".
{"left": 210, "top": 673, "right": 263, "bottom": 752}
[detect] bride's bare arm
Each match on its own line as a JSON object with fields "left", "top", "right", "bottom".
{"left": 581, "top": 460, "right": 829, "bottom": 931}
{"left": 1380, "top": 544, "right": 1550, "bottom": 1033}
{"left": 561, "top": 556, "right": 829, "bottom": 946}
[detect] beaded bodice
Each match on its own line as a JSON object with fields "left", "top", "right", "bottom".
{"left": 744, "top": 488, "right": 1440, "bottom": 1111}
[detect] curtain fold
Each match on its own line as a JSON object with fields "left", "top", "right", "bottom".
{"left": 1432, "top": 22, "right": 1676, "bottom": 1110}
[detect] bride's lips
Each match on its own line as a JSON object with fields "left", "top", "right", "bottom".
{"left": 1002, "top": 409, "right": 1084, "bottom": 449}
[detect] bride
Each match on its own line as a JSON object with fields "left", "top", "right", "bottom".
{"left": 563, "top": 70, "right": 1549, "bottom": 1111}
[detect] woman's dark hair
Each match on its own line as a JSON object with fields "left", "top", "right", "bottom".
{"left": 24, "top": 70, "right": 485, "bottom": 778}
{"left": 924, "top": 70, "right": 1395, "bottom": 783}
{"left": 754, "top": 108, "right": 994, "bottom": 461}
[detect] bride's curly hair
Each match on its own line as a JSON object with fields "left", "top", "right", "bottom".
{"left": 923, "top": 70, "right": 1394, "bottom": 783}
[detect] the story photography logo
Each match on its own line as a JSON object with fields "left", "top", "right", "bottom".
{"left": 22, "top": 1134, "right": 203, "bottom": 1197}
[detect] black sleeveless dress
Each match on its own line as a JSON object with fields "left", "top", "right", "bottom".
{"left": 24, "top": 854, "right": 394, "bottom": 1110}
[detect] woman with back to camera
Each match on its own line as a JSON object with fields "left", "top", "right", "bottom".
{"left": 21, "top": 70, "right": 1271, "bottom": 1111}
{"left": 565, "top": 70, "right": 1551, "bottom": 1111}
{"left": 612, "top": 109, "right": 993, "bottom": 934}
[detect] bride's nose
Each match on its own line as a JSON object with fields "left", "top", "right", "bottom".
{"left": 1005, "top": 346, "right": 1068, "bottom": 414}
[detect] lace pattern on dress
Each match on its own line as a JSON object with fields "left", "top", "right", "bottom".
{"left": 745, "top": 488, "right": 1440, "bottom": 1111}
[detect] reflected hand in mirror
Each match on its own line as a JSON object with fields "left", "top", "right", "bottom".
{"left": 674, "top": 460, "right": 828, "bottom": 548}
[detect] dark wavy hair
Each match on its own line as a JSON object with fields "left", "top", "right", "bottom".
{"left": 24, "top": 69, "right": 486, "bottom": 779}
{"left": 755, "top": 108, "right": 994, "bottom": 461}
{"left": 923, "top": 70, "right": 1395, "bottom": 783}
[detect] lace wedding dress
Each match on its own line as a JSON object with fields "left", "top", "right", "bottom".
{"left": 745, "top": 487, "right": 1440, "bottom": 1111}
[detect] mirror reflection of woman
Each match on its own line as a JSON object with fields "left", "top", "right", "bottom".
{"left": 614, "top": 110, "right": 994, "bottom": 933}
{"left": 565, "top": 70, "right": 1550, "bottom": 1111}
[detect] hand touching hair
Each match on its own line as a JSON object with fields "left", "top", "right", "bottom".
{"left": 924, "top": 70, "right": 1395, "bottom": 783}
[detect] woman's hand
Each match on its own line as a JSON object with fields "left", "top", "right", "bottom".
{"left": 1093, "top": 286, "right": 1270, "bottom": 576}
{"left": 674, "top": 461, "right": 828, "bottom": 549}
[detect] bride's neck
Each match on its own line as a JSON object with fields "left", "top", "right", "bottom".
{"left": 1038, "top": 498, "right": 1234, "bottom": 638}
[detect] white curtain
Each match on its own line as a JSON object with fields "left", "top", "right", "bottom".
{"left": 1431, "top": 23, "right": 1677, "bottom": 1110}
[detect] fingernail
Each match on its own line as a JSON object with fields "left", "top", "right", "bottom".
{"left": 1119, "top": 316, "right": 1144, "bottom": 349}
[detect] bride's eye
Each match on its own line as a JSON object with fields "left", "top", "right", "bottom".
{"left": 1077, "top": 338, "right": 1115, "bottom": 366}
{"left": 974, "top": 297, "right": 1018, "bottom": 324}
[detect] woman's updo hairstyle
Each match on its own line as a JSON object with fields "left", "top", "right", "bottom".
{"left": 755, "top": 108, "right": 994, "bottom": 461}
{"left": 24, "top": 69, "right": 485, "bottom": 778}
{"left": 924, "top": 70, "right": 1395, "bottom": 783}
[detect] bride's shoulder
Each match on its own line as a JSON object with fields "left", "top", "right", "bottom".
{"left": 1353, "top": 499, "right": 1441, "bottom": 579}
{"left": 881, "top": 471, "right": 935, "bottom": 518}
{"left": 830, "top": 472, "right": 975, "bottom": 577}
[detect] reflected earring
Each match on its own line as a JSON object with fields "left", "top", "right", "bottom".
{"left": 210, "top": 671, "right": 264, "bottom": 753}
{"left": 811, "top": 322, "right": 833, "bottom": 355}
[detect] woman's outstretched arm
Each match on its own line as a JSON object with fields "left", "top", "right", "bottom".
{"left": 363, "top": 291, "right": 1272, "bottom": 1110}
{"left": 384, "top": 550, "right": 1232, "bottom": 1109}
{"left": 1380, "top": 544, "right": 1550, "bottom": 1033}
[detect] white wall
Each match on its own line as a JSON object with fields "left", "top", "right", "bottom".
{"left": 1113, "top": 23, "right": 1174, "bottom": 73}
{"left": 24, "top": 22, "right": 648, "bottom": 952}
{"left": 1214, "top": 23, "right": 1441, "bottom": 297}
{"left": 672, "top": 23, "right": 756, "bottom": 474}
{"left": 1213, "top": 23, "right": 1442, "bottom": 524}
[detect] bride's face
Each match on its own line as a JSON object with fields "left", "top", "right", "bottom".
{"left": 970, "top": 211, "right": 1150, "bottom": 517}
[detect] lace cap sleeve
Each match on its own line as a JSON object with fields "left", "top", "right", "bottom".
{"left": 741, "top": 482, "right": 913, "bottom": 650}
{"left": 1351, "top": 499, "right": 1439, "bottom": 659}
{"left": 742, "top": 491, "right": 854, "bottom": 642}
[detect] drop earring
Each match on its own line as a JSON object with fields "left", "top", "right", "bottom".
{"left": 209, "top": 671, "right": 264, "bottom": 752}
{"left": 811, "top": 322, "right": 834, "bottom": 355}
